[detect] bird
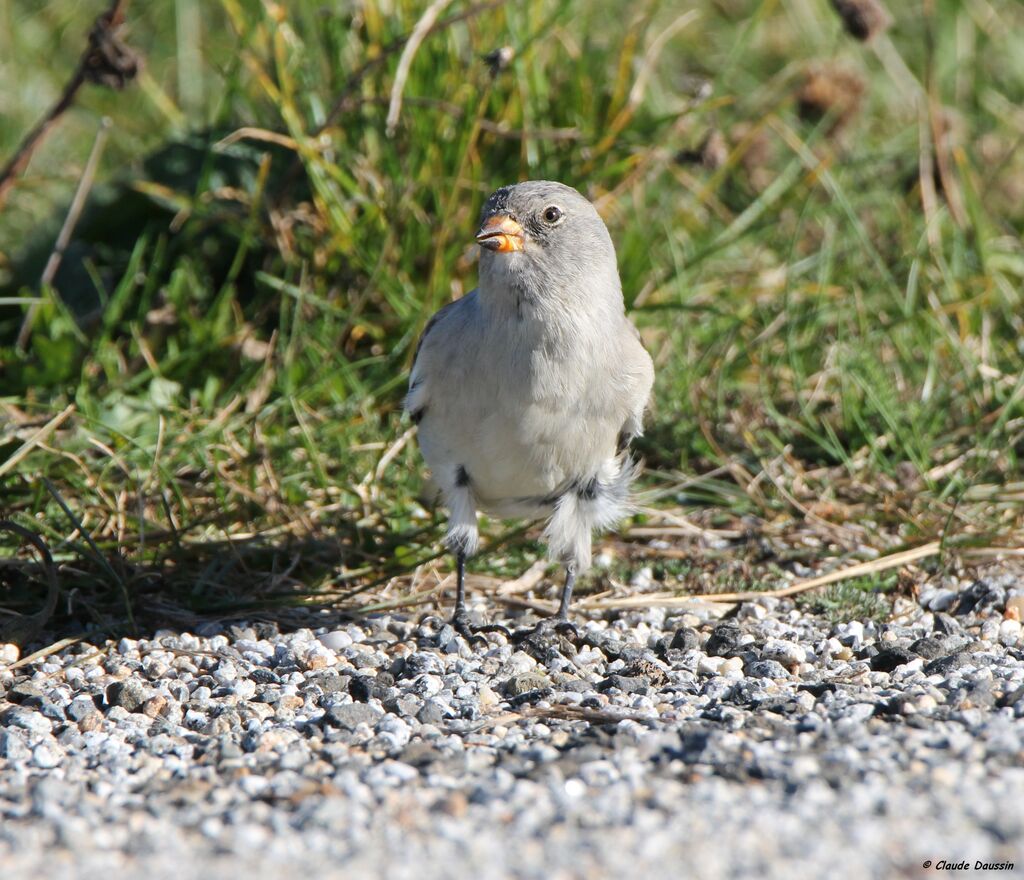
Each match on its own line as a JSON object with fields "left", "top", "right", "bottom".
{"left": 406, "top": 180, "right": 655, "bottom": 641}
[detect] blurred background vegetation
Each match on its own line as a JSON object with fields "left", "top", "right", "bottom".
{"left": 1, "top": 0, "right": 1022, "bottom": 637}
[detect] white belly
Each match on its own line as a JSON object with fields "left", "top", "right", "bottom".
{"left": 418, "top": 389, "right": 620, "bottom": 514}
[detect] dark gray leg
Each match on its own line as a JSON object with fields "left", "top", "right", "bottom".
{"left": 451, "top": 551, "right": 472, "bottom": 635}
{"left": 511, "top": 562, "right": 580, "bottom": 644}
{"left": 449, "top": 550, "right": 510, "bottom": 644}
{"left": 556, "top": 563, "right": 577, "bottom": 621}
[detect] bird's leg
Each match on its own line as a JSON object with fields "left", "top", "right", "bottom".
{"left": 451, "top": 550, "right": 469, "bottom": 627}
{"left": 449, "top": 550, "right": 511, "bottom": 644}
{"left": 511, "top": 563, "right": 580, "bottom": 644}
{"left": 556, "top": 562, "right": 576, "bottom": 621}
{"left": 552, "top": 562, "right": 580, "bottom": 638}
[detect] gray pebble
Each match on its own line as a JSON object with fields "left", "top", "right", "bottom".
{"left": 106, "top": 678, "right": 148, "bottom": 713}
{"left": 324, "top": 703, "right": 383, "bottom": 730}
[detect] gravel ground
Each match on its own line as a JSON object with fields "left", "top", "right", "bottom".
{"left": 2, "top": 569, "right": 1023, "bottom": 880}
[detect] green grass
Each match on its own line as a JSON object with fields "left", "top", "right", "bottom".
{"left": 798, "top": 573, "right": 899, "bottom": 625}
{"left": 1, "top": 0, "right": 1023, "bottom": 636}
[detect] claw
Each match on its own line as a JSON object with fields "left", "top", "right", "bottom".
{"left": 451, "top": 611, "right": 511, "bottom": 646}
{"left": 553, "top": 619, "right": 580, "bottom": 640}
{"left": 511, "top": 616, "right": 581, "bottom": 646}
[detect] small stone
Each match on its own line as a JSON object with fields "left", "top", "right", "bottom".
{"left": 736, "top": 602, "right": 767, "bottom": 621}
{"left": 927, "top": 589, "right": 958, "bottom": 612}
{"left": 1006, "top": 595, "right": 1024, "bottom": 621}
{"left": 301, "top": 645, "right": 337, "bottom": 671}
{"left": 383, "top": 696, "right": 420, "bottom": 717}
{"left": 0, "top": 730, "right": 30, "bottom": 760}
{"left": 350, "top": 672, "right": 393, "bottom": 702}
{"left": 998, "top": 619, "right": 1022, "bottom": 647}
{"left": 909, "top": 636, "right": 948, "bottom": 659}
{"left": 0, "top": 706, "right": 52, "bottom": 736}
{"left": 478, "top": 685, "right": 500, "bottom": 711}
{"left": 67, "top": 695, "right": 99, "bottom": 722}
{"left": 31, "top": 743, "right": 61, "bottom": 769}
{"left": 705, "top": 624, "right": 744, "bottom": 658}
{"left": 0, "top": 643, "right": 20, "bottom": 665}
{"left": 349, "top": 677, "right": 374, "bottom": 701}
{"left": 721, "top": 657, "right": 744, "bottom": 676}
{"left": 761, "top": 639, "right": 806, "bottom": 667}
{"left": 212, "top": 661, "right": 238, "bottom": 685}
{"left": 599, "top": 675, "right": 648, "bottom": 694}
{"left": 307, "top": 673, "right": 348, "bottom": 697}
{"left": 698, "top": 656, "right": 725, "bottom": 676}
{"left": 870, "top": 647, "right": 915, "bottom": 672}
{"left": 324, "top": 703, "right": 383, "bottom": 730}
{"left": 932, "top": 612, "right": 961, "bottom": 635}
{"left": 318, "top": 630, "right": 353, "bottom": 651}
{"left": 142, "top": 696, "right": 168, "bottom": 718}
{"left": 230, "top": 679, "right": 257, "bottom": 700}
{"left": 745, "top": 659, "right": 788, "bottom": 679}
{"left": 505, "top": 673, "right": 551, "bottom": 697}
{"left": 416, "top": 701, "right": 445, "bottom": 726}
{"left": 669, "top": 627, "right": 700, "bottom": 652}
{"left": 77, "top": 711, "right": 104, "bottom": 732}
{"left": 106, "top": 679, "right": 147, "bottom": 713}
{"left": 836, "top": 621, "right": 864, "bottom": 648}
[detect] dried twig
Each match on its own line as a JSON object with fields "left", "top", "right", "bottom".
{"left": 7, "top": 636, "right": 84, "bottom": 671}
{"left": 497, "top": 559, "right": 549, "bottom": 596}
{"left": 0, "top": 404, "right": 76, "bottom": 480}
{"left": 17, "top": 118, "right": 111, "bottom": 349}
{"left": 319, "top": 0, "right": 507, "bottom": 136}
{"left": 386, "top": 0, "right": 455, "bottom": 137}
{"left": 0, "top": 0, "right": 138, "bottom": 210}
{"left": 572, "top": 541, "right": 944, "bottom": 610}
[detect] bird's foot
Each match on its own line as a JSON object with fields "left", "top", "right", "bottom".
{"left": 510, "top": 616, "right": 580, "bottom": 647}
{"left": 451, "top": 610, "right": 512, "bottom": 647}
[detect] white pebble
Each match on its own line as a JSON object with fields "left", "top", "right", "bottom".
{"left": 32, "top": 742, "right": 61, "bottom": 768}
{"left": 698, "top": 656, "right": 725, "bottom": 676}
{"left": 998, "top": 619, "right": 1022, "bottom": 647}
{"left": 318, "top": 631, "right": 352, "bottom": 651}
{"left": 761, "top": 638, "right": 807, "bottom": 667}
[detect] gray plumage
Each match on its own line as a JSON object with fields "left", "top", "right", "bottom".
{"left": 407, "top": 180, "right": 654, "bottom": 630}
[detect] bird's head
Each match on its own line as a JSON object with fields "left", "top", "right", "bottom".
{"left": 474, "top": 181, "right": 618, "bottom": 297}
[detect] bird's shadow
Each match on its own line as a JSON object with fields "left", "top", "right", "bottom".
{"left": 0, "top": 519, "right": 444, "bottom": 651}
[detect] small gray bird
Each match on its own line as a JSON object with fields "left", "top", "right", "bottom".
{"left": 407, "top": 180, "right": 654, "bottom": 639}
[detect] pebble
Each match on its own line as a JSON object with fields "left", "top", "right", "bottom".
{"left": 505, "top": 672, "right": 550, "bottom": 696}
{"left": 318, "top": 631, "right": 353, "bottom": 651}
{"left": 926, "top": 588, "right": 959, "bottom": 612}
{"left": 761, "top": 638, "right": 806, "bottom": 667}
{"left": 669, "top": 627, "right": 700, "bottom": 652}
{"left": 324, "top": 703, "right": 383, "bottom": 730}
{"left": 0, "top": 566, "right": 1019, "bottom": 878}
{"left": 106, "top": 678, "right": 147, "bottom": 712}
{"left": 704, "top": 623, "right": 744, "bottom": 657}
{"left": 998, "top": 619, "right": 1022, "bottom": 647}
{"left": 698, "top": 655, "right": 725, "bottom": 676}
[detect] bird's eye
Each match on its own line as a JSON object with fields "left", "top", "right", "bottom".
{"left": 542, "top": 206, "right": 563, "bottom": 224}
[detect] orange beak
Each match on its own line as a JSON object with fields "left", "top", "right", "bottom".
{"left": 475, "top": 215, "right": 524, "bottom": 253}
